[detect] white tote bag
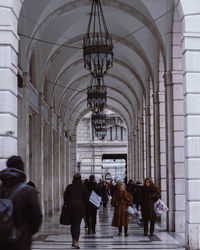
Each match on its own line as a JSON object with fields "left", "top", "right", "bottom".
{"left": 127, "top": 205, "right": 138, "bottom": 215}
{"left": 154, "top": 199, "right": 169, "bottom": 217}
{"left": 89, "top": 190, "right": 102, "bottom": 208}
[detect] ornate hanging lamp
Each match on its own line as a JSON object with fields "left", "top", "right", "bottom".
{"left": 87, "top": 75, "right": 107, "bottom": 113}
{"left": 92, "top": 111, "right": 107, "bottom": 140}
{"left": 83, "top": 0, "right": 114, "bottom": 77}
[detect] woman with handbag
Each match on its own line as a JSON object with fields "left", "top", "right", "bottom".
{"left": 63, "top": 173, "right": 88, "bottom": 249}
{"left": 140, "top": 178, "right": 161, "bottom": 237}
{"left": 111, "top": 183, "right": 133, "bottom": 237}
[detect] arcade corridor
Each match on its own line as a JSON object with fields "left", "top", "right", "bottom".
{"left": 1, "top": 0, "right": 200, "bottom": 249}
{"left": 32, "top": 206, "right": 185, "bottom": 250}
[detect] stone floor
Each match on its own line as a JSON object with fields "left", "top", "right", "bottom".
{"left": 32, "top": 205, "right": 185, "bottom": 250}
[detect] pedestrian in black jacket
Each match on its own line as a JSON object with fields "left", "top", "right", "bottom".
{"left": 86, "top": 175, "right": 101, "bottom": 234}
{"left": 64, "top": 173, "right": 88, "bottom": 249}
{"left": 140, "top": 178, "right": 160, "bottom": 236}
{"left": 0, "top": 155, "right": 42, "bottom": 250}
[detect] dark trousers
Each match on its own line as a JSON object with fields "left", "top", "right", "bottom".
{"left": 143, "top": 220, "right": 155, "bottom": 235}
{"left": 119, "top": 226, "right": 128, "bottom": 233}
{"left": 87, "top": 209, "right": 97, "bottom": 232}
{"left": 71, "top": 217, "right": 82, "bottom": 241}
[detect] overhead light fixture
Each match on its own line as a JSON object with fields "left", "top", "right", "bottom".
{"left": 83, "top": 0, "right": 114, "bottom": 77}
{"left": 87, "top": 75, "right": 107, "bottom": 113}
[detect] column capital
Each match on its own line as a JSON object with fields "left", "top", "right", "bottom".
{"left": 164, "top": 71, "right": 173, "bottom": 87}
{"left": 152, "top": 92, "right": 159, "bottom": 104}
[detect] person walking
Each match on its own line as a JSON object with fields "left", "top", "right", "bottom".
{"left": 64, "top": 173, "right": 88, "bottom": 249}
{"left": 85, "top": 175, "right": 101, "bottom": 235}
{"left": 0, "top": 155, "right": 42, "bottom": 250}
{"left": 101, "top": 181, "right": 109, "bottom": 208}
{"left": 111, "top": 183, "right": 133, "bottom": 237}
{"left": 140, "top": 178, "right": 160, "bottom": 237}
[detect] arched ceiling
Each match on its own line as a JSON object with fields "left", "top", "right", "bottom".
{"left": 18, "top": 0, "right": 174, "bottom": 134}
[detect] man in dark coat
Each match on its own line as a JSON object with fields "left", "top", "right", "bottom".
{"left": 140, "top": 178, "right": 160, "bottom": 236}
{"left": 64, "top": 173, "right": 88, "bottom": 249}
{"left": 0, "top": 155, "right": 42, "bottom": 250}
{"left": 86, "top": 175, "right": 101, "bottom": 234}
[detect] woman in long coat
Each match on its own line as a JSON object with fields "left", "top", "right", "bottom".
{"left": 140, "top": 178, "right": 160, "bottom": 236}
{"left": 64, "top": 173, "right": 88, "bottom": 249}
{"left": 111, "top": 183, "right": 133, "bottom": 237}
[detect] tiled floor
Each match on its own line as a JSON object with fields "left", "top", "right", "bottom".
{"left": 32, "top": 205, "right": 185, "bottom": 250}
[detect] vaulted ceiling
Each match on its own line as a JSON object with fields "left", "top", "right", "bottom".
{"left": 18, "top": 0, "right": 174, "bottom": 134}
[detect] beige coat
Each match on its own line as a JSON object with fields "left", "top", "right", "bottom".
{"left": 111, "top": 190, "right": 133, "bottom": 227}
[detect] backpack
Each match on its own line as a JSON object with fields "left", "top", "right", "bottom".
{"left": 0, "top": 183, "right": 25, "bottom": 243}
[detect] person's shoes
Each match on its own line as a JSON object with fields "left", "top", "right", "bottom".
{"left": 125, "top": 233, "right": 128, "bottom": 237}
{"left": 92, "top": 230, "right": 96, "bottom": 234}
{"left": 74, "top": 241, "right": 80, "bottom": 249}
{"left": 72, "top": 239, "right": 75, "bottom": 247}
{"left": 88, "top": 230, "right": 91, "bottom": 235}
{"left": 118, "top": 232, "right": 122, "bottom": 236}
{"left": 150, "top": 233, "right": 155, "bottom": 237}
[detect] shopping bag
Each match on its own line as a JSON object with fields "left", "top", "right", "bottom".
{"left": 89, "top": 191, "right": 102, "bottom": 208}
{"left": 60, "top": 203, "right": 71, "bottom": 225}
{"left": 127, "top": 205, "right": 138, "bottom": 215}
{"left": 154, "top": 199, "right": 169, "bottom": 217}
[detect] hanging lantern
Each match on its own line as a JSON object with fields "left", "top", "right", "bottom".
{"left": 92, "top": 111, "right": 107, "bottom": 140}
{"left": 87, "top": 76, "right": 107, "bottom": 113}
{"left": 83, "top": 0, "right": 114, "bottom": 77}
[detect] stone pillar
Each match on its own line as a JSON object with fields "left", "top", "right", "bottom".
{"left": 133, "top": 129, "right": 137, "bottom": 182}
{"left": 0, "top": 1, "right": 22, "bottom": 169}
{"left": 53, "top": 117, "right": 61, "bottom": 210}
{"left": 34, "top": 93, "right": 44, "bottom": 214}
{"left": 48, "top": 108, "right": 54, "bottom": 214}
{"left": 18, "top": 74, "right": 30, "bottom": 176}
{"left": 153, "top": 92, "right": 161, "bottom": 189}
{"left": 140, "top": 115, "right": 145, "bottom": 180}
{"left": 159, "top": 54, "right": 167, "bottom": 229}
{"left": 172, "top": 8, "right": 185, "bottom": 233}
{"left": 150, "top": 85, "right": 154, "bottom": 181}
{"left": 164, "top": 72, "right": 175, "bottom": 232}
{"left": 65, "top": 135, "right": 71, "bottom": 185}
{"left": 70, "top": 134, "right": 77, "bottom": 182}
{"left": 145, "top": 103, "right": 151, "bottom": 178}
{"left": 180, "top": 3, "right": 200, "bottom": 248}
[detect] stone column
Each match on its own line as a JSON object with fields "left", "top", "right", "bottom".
{"left": 54, "top": 117, "right": 61, "bottom": 210}
{"left": 140, "top": 115, "right": 145, "bottom": 180}
{"left": 133, "top": 129, "right": 137, "bottom": 182}
{"left": 34, "top": 93, "right": 44, "bottom": 214}
{"left": 145, "top": 104, "right": 151, "bottom": 178}
{"left": 172, "top": 8, "right": 185, "bottom": 233}
{"left": 0, "top": 1, "right": 22, "bottom": 169}
{"left": 180, "top": 4, "right": 200, "bottom": 248}
{"left": 150, "top": 85, "right": 155, "bottom": 181}
{"left": 164, "top": 72, "right": 175, "bottom": 232}
{"left": 158, "top": 54, "right": 167, "bottom": 229}
{"left": 127, "top": 132, "right": 132, "bottom": 180}
{"left": 18, "top": 73, "right": 30, "bottom": 176}
{"left": 48, "top": 107, "right": 54, "bottom": 214}
{"left": 70, "top": 134, "right": 77, "bottom": 182}
{"left": 153, "top": 92, "right": 161, "bottom": 189}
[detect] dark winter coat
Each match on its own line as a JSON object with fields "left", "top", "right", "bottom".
{"left": 101, "top": 185, "right": 109, "bottom": 203}
{"left": 86, "top": 182, "right": 101, "bottom": 211}
{"left": 0, "top": 168, "right": 42, "bottom": 250}
{"left": 140, "top": 185, "right": 161, "bottom": 222}
{"left": 64, "top": 180, "right": 88, "bottom": 220}
{"left": 111, "top": 190, "right": 133, "bottom": 227}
